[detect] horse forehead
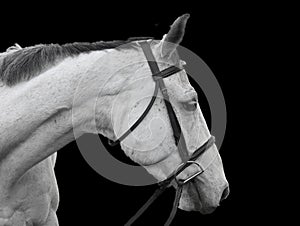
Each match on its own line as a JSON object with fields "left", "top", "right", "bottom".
{"left": 166, "top": 71, "right": 192, "bottom": 97}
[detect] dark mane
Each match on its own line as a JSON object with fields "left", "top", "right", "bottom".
{"left": 0, "top": 37, "right": 152, "bottom": 87}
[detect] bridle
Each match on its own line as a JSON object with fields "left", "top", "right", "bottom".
{"left": 108, "top": 40, "right": 215, "bottom": 225}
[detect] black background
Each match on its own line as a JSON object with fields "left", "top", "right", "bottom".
{"left": 0, "top": 2, "right": 273, "bottom": 225}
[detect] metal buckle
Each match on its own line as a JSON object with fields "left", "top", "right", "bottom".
{"left": 175, "top": 161, "right": 204, "bottom": 185}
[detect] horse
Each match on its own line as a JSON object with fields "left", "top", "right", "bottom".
{"left": 0, "top": 14, "right": 229, "bottom": 225}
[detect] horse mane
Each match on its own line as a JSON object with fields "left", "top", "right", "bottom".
{"left": 0, "top": 37, "right": 152, "bottom": 87}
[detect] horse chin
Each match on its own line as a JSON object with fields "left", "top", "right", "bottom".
{"left": 178, "top": 182, "right": 217, "bottom": 215}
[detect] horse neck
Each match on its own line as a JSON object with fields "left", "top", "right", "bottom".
{"left": 0, "top": 48, "right": 135, "bottom": 191}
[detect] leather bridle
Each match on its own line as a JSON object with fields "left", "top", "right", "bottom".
{"left": 108, "top": 41, "right": 215, "bottom": 225}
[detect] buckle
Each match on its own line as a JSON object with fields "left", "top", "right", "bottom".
{"left": 174, "top": 161, "right": 204, "bottom": 185}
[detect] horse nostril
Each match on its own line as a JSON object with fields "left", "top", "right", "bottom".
{"left": 220, "top": 186, "right": 230, "bottom": 202}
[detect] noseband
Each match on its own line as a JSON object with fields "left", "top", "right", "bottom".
{"left": 108, "top": 41, "right": 215, "bottom": 225}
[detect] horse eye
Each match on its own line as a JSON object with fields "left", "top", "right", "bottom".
{"left": 182, "top": 99, "right": 198, "bottom": 111}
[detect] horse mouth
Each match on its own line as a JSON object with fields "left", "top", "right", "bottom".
{"left": 193, "top": 181, "right": 217, "bottom": 214}
{"left": 179, "top": 180, "right": 217, "bottom": 214}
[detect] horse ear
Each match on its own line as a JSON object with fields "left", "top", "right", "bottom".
{"left": 160, "top": 14, "right": 190, "bottom": 58}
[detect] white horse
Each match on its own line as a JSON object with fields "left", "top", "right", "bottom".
{"left": 0, "top": 14, "right": 229, "bottom": 225}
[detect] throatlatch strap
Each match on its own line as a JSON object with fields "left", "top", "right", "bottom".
{"left": 108, "top": 83, "right": 159, "bottom": 146}
{"left": 108, "top": 43, "right": 181, "bottom": 147}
